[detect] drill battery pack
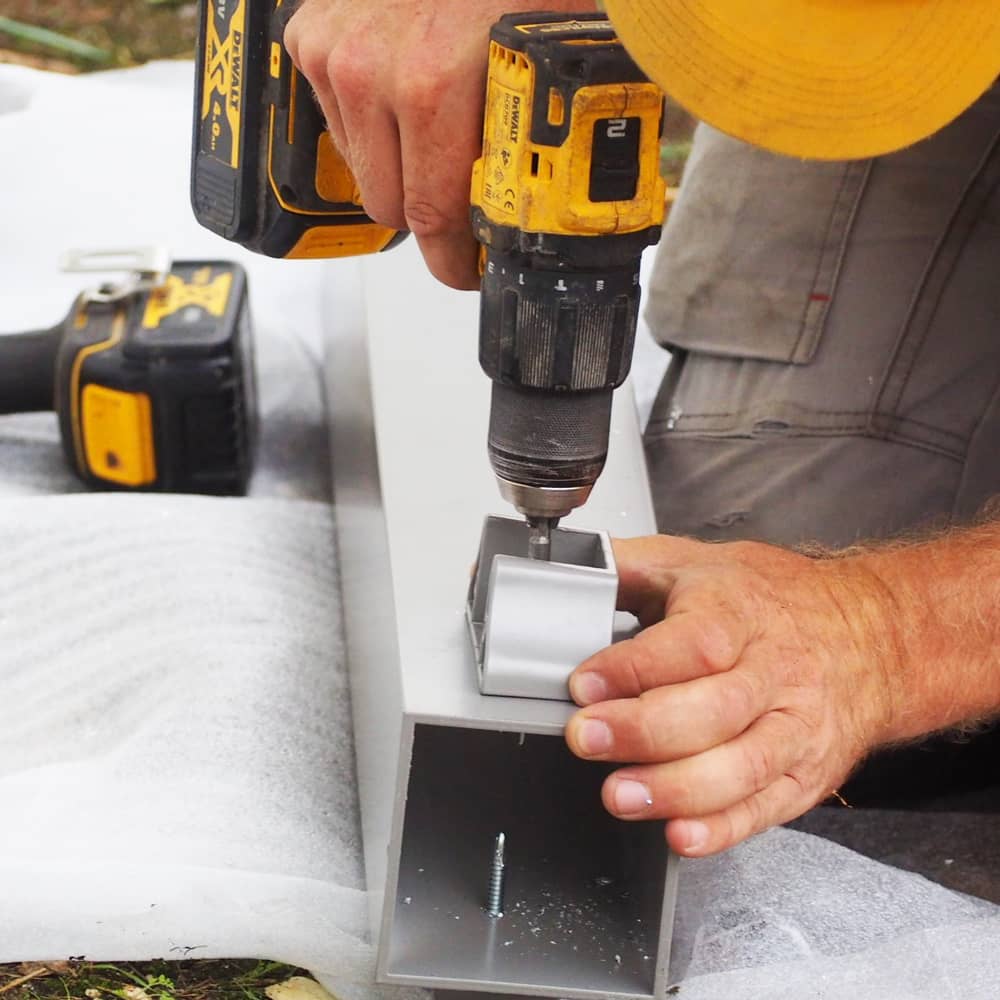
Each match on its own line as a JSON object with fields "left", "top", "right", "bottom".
{"left": 191, "top": 0, "right": 404, "bottom": 259}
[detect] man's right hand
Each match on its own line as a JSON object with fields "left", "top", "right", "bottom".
{"left": 284, "top": 0, "right": 596, "bottom": 289}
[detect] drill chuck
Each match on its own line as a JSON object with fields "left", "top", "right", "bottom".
{"left": 487, "top": 379, "right": 614, "bottom": 486}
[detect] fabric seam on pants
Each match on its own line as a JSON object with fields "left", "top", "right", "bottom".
{"left": 869, "top": 127, "right": 1000, "bottom": 437}
{"left": 952, "top": 375, "right": 1000, "bottom": 518}
{"left": 792, "top": 159, "right": 873, "bottom": 364}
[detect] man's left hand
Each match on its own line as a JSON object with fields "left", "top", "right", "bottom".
{"left": 564, "top": 534, "right": 899, "bottom": 856}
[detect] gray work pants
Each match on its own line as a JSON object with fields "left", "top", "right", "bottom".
{"left": 644, "top": 83, "right": 1000, "bottom": 549}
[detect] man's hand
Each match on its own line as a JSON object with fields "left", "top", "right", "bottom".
{"left": 567, "top": 522, "right": 1000, "bottom": 856}
{"left": 284, "top": 0, "right": 595, "bottom": 289}
{"left": 564, "top": 534, "right": 904, "bottom": 857}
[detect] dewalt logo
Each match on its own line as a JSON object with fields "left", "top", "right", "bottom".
{"left": 201, "top": 0, "right": 246, "bottom": 167}
{"left": 509, "top": 94, "right": 521, "bottom": 143}
{"left": 229, "top": 28, "right": 244, "bottom": 112}
{"left": 142, "top": 272, "right": 234, "bottom": 329}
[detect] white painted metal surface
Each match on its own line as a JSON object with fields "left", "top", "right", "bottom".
{"left": 323, "top": 240, "right": 676, "bottom": 998}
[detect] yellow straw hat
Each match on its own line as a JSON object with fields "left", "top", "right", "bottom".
{"left": 604, "top": 0, "right": 1000, "bottom": 159}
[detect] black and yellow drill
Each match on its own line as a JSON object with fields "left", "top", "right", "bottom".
{"left": 471, "top": 13, "right": 665, "bottom": 558}
{"left": 190, "top": 5, "right": 665, "bottom": 551}
{"left": 0, "top": 255, "right": 256, "bottom": 494}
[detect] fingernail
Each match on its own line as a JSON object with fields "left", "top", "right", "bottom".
{"left": 613, "top": 779, "right": 653, "bottom": 815}
{"left": 577, "top": 718, "right": 613, "bottom": 755}
{"left": 675, "top": 819, "right": 709, "bottom": 853}
{"left": 571, "top": 671, "right": 608, "bottom": 705}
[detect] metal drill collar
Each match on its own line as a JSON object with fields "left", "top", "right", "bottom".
{"left": 494, "top": 477, "right": 593, "bottom": 520}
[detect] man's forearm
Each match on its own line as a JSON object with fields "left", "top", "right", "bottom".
{"left": 844, "top": 515, "right": 1000, "bottom": 745}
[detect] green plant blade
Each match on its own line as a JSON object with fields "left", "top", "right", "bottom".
{"left": 0, "top": 15, "right": 111, "bottom": 63}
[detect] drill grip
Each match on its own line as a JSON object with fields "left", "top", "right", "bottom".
{"left": 0, "top": 325, "right": 61, "bottom": 414}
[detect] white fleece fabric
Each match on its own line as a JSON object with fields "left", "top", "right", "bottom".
{"left": 1, "top": 60, "right": 998, "bottom": 1000}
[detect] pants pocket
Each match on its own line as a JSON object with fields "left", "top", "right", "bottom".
{"left": 643, "top": 86, "right": 1000, "bottom": 546}
{"left": 645, "top": 123, "right": 868, "bottom": 365}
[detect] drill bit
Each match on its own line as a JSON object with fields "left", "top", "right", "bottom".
{"left": 526, "top": 516, "right": 556, "bottom": 561}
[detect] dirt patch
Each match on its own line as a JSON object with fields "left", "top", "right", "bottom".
{"left": 0, "top": 959, "right": 315, "bottom": 1000}
{"left": 0, "top": 1, "right": 197, "bottom": 71}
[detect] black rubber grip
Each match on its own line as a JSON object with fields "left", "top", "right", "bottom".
{"left": 0, "top": 325, "right": 61, "bottom": 414}
{"left": 479, "top": 248, "right": 640, "bottom": 392}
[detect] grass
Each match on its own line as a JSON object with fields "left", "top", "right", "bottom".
{"left": 660, "top": 139, "right": 692, "bottom": 189}
{"left": 0, "top": 959, "right": 317, "bottom": 1000}
{"left": 0, "top": 1, "right": 196, "bottom": 72}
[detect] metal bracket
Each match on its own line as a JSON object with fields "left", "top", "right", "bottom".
{"left": 60, "top": 246, "right": 171, "bottom": 305}
{"left": 467, "top": 515, "right": 618, "bottom": 700}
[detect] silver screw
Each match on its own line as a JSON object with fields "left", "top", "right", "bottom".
{"left": 487, "top": 832, "right": 506, "bottom": 918}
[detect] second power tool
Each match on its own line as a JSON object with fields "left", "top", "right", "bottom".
{"left": 0, "top": 251, "right": 256, "bottom": 494}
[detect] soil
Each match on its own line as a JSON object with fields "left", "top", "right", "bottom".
{"left": 0, "top": 1, "right": 197, "bottom": 72}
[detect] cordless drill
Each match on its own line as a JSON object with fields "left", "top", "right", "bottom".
{"left": 0, "top": 253, "right": 256, "bottom": 494}
{"left": 188, "top": 6, "right": 665, "bottom": 554}
{"left": 471, "top": 13, "right": 665, "bottom": 559}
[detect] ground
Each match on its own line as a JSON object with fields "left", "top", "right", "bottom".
{"left": 0, "top": 5, "right": 689, "bottom": 996}
{"left": 0, "top": 959, "right": 323, "bottom": 1000}
{"left": 0, "top": 1, "right": 196, "bottom": 72}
